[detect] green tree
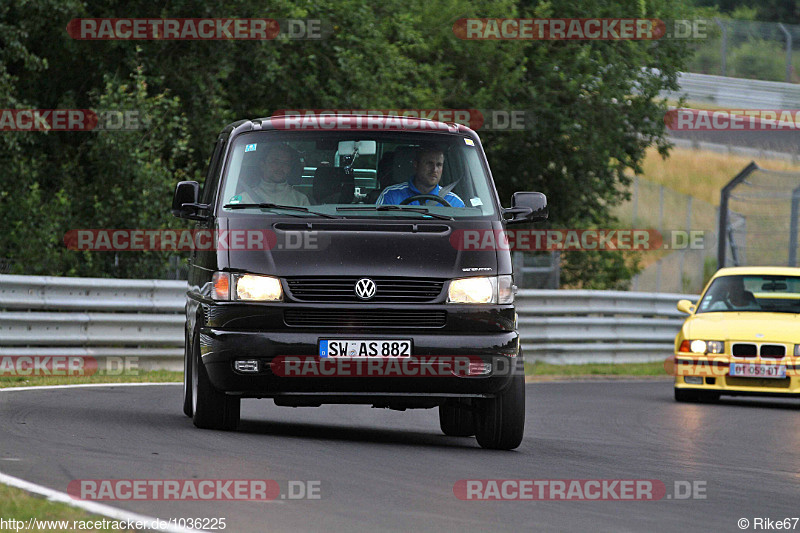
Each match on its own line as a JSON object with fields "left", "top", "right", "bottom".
{"left": 0, "top": 0, "right": 698, "bottom": 287}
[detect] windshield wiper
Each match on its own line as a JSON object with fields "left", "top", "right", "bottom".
{"left": 223, "top": 203, "right": 341, "bottom": 219}
{"left": 337, "top": 205, "right": 454, "bottom": 220}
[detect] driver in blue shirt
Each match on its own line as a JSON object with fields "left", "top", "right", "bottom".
{"left": 376, "top": 147, "right": 465, "bottom": 207}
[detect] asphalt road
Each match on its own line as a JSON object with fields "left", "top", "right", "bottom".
{"left": 1, "top": 381, "right": 799, "bottom": 533}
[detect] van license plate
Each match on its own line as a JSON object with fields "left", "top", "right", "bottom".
{"left": 320, "top": 340, "right": 411, "bottom": 358}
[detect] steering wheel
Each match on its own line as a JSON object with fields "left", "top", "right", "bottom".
{"left": 399, "top": 194, "right": 452, "bottom": 207}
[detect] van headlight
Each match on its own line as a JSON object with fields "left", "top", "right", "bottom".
{"left": 211, "top": 272, "right": 283, "bottom": 301}
{"left": 447, "top": 275, "right": 514, "bottom": 304}
{"left": 235, "top": 274, "right": 283, "bottom": 301}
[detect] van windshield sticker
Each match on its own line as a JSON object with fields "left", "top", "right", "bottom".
{"left": 464, "top": 138, "right": 475, "bottom": 146}
{"left": 228, "top": 194, "right": 242, "bottom": 204}
{"left": 245, "top": 143, "right": 257, "bottom": 152}
{"left": 470, "top": 197, "right": 483, "bottom": 207}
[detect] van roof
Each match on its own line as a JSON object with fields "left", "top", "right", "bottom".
{"left": 223, "top": 114, "right": 478, "bottom": 136}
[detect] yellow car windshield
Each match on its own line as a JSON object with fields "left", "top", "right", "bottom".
{"left": 696, "top": 275, "right": 800, "bottom": 314}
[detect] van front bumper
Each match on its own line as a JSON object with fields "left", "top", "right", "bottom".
{"left": 199, "top": 328, "right": 521, "bottom": 398}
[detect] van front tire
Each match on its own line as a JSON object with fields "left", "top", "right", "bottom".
{"left": 474, "top": 373, "right": 525, "bottom": 450}
{"left": 182, "top": 330, "right": 193, "bottom": 417}
{"left": 191, "top": 331, "right": 240, "bottom": 430}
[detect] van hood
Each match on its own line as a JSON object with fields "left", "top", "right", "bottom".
{"left": 221, "top": 216, "right": 503, "bottom": 279}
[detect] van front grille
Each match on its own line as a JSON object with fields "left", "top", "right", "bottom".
{"left": 285, "top": 277, "right": 444, "bottom": 303}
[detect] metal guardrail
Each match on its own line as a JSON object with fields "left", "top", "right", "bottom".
{"left": 0, "top": 275, "right": 696, "bottom": 367}
{"left": 663, "top": 72, "right": 800, "bottom": 158}
{"left": 0, "top": 275, "right": 186, "bottom": 368}
{"left": 516, "top": 290, "right": 696, "bottom": 364}
{"left": 673, "top": 72, "right": 800, "bottom": 109}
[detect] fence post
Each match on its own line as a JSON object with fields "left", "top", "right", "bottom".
{"left": 789, "top": 186, "right": 800, "bottom": 267}
{"left": 718, "top": 162, "right": 759, "bottom": 269}
{"left": 715, "top": 18, "right": 727, "bottom": 76}
{"left": 551, "top": 251, "right": 561, "bottom": 289}
{"left": 679, "top": 196, "right": 692, "bottom": 291}
{"left": 778, "top": 23, "right": 792, "bottom": 83}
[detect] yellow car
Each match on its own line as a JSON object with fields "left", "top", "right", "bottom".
{"left": 672, "top": 266, "right": 800, "bottom": 402}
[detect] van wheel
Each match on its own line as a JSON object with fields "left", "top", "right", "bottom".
{"left": 474, "top": 374, "right": 525, "bottom": 450}
{"left": 439, "top": 402, "right": 475, "bottom": 437}
{"left": 182, "top": 329, "right": 193, "bottom": 417}
{"left": 191, "top": 330, "right": 240, "bottom": 430}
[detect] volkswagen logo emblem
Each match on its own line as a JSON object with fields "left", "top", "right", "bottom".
{"left": 355, "top": 278, "right": 377, "bottom": 300}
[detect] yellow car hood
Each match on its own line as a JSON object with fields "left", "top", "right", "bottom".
{"left": 682, "top": 312, "right": 800, "bottom": 343}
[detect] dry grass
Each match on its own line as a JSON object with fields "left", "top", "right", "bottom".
{"left": 635, "top": 146, "right": 800, "bottom": 206}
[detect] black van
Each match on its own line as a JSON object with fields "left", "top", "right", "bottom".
{"left": 172, "top": 115, "right": 547, "bottom": 449}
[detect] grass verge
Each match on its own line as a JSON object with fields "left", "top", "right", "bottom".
{"left": 524, "top": 361, "right": 668, "bottom": 380}
{"left": 0, "top": 370, "right": 182, "bottom": 389}
{"left": 0, "top": 484, "right": 135, "bottom": 532}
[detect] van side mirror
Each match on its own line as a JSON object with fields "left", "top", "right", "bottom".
{"left": 504, "top": 192, "right": 548, "bottom": 224}
{"left": 171, "top": 181, "right": 208, "bottom": 220}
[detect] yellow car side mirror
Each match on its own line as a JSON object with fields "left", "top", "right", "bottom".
{"left": 677, "top": 299, "right": 696, "bottom": 314}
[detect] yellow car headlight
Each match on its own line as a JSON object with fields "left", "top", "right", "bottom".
{"left": 686, "top": 340, "right": 724, "bottom": 354}
{"left": 447, "top": 275, "right": 514, "bottom": 304}
{"left": 689, "top": 340, "right": 707, "bottom": 354}
{"left": 234, "top": 274, "right": 283, "bottom": 301}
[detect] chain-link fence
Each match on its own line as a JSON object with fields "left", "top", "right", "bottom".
{"left": 719, "top": 162, "right": 800, "bottom": 267}
{"left": 614, "top": 176, "right": 718, "bottom": 294}
{"left": 688, "top": 18, "right": 800, "bottom": 83}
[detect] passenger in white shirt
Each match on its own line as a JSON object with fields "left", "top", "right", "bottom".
{"left": 239, "top": 144, "right": 310, "bottom": 206}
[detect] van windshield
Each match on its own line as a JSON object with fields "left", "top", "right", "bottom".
{"left": 218, "top": 131, "right": 497, "bottom": 218}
